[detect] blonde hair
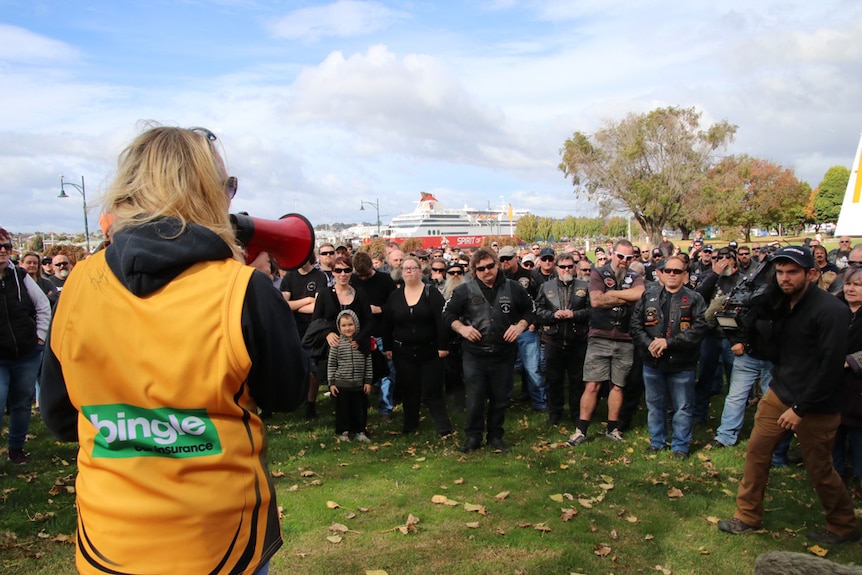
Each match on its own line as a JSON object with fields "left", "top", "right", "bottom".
{"left": 104, "top": 124, "right": 242, "bottom": 261}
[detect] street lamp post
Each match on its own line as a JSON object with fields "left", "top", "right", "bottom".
{"left": 59, "top": 175, "right": 91, "bottom": 254}
{"left": 359, "top": 198, "right": 381, "bottom": 237}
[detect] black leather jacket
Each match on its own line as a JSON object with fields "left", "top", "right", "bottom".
{"left": 534, "top": 278, "right": 590, "bottom": 347}
{"left": 631, "top": 284, "right": 709, "bottom": 371}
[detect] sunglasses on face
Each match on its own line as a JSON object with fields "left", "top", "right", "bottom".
{"left": 474, "top": 262, "right": 496, "bottom": 272}
{"left": 540, "top": 256, "right": 555, "bottom": 262}
{"left": 224, "top": 176, "right": 238, "bottom": 200}
{"left": 499, "top": 256, "right": 515, "bottom": 262}
{"left": 557, "top": 264, "right": 574, "bottom": 270}
{"left": 714, "top": 254, "right": 734, "bottom": 260}
{"left": 522, "top": 262, "right": 534, "bottom": 268}
{"left": 578, "top": 267, "right": 592, "bottom": 272}
{"left": 849, "top": 261, "right": 862, "bottom": 268}
{"left": 616, "top": 253, "right": 635, "bottom": 261}
{"left": 431, "top": 267, "right": 446, "bottom": 273}
{"left": 663, "top": 268, "right": 685, "bottom": 275}
{"left": 54, "top": 262, "right": 71, "bottom": 268}
{"left": 0, "top": 243, "right": 13, "bottom": 251}
{"left": 333, "top": 267, "right": 352, "bottom": 274}
{"left": 417, "top": 257, "right": 429, "bottom": 261}
{"left": 737, "top": 251, "right": 750, "bottom": 256}
{"left": 319, "top": 250, "right": 335, "bottom": 256}
{"left": 447, "top": 269, "right": 463, "bottom": 276}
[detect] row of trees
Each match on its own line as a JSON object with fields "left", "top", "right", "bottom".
{"left": 514, "top": 214, "right": 627, "bottom": 243}
{"left": 557, "top": 106, "right": 848, "bottom": 244}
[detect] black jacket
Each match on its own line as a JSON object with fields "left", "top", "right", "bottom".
{"left": 534, "top": 277, "right": 590, "bottom": 347}
{"left": 631, "top": 284, "right": 709, "bottom": 371}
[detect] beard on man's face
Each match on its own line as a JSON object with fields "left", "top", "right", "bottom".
{"left": 390, "top": 267, "right": 402, "bottom": 283}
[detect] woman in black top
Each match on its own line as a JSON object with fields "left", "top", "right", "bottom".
{"left": 383, "top": 255, "right": 452, "bottom": 436}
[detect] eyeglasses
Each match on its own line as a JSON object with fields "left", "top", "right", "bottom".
{"left": 474, "top": 262, "right": 496, "bottom": 272}
{"left": 840, "top": 240, "right": 851, "bottom": 244}
{"left": 224, "top": 176, "right": 238, "bottom": 200}
{"left": 737, "top": 251, "right": 750, "bottom": 256}
{"left": 402, "top": 266, "right": 420, "bottom": 272}
{"left": 333, "top": 267, "right": 352, "bottom": 274}
{"left": 319, "top": 250, "right": 335, "bottom": 256}
{"left": 751, "top": 248, "right": 760, "bottom": 252}
{"left": 431, "top": 267, "right": 446, "bottom": 273}
{"left": 522, "top": 261, "right": 534, "bottom": 268}
{"left": 499, "top": 256, "right": 515, "bottom": 262}
{"left": 557, "top": 264, "right": 574, "bottom": 270}
{"left": 540, "top": 256, "right": 555, "bottom": 262}
{"left": 663, "top": 268, "right": 685, "bottom": 275}
{"left": 616, "top": 253, "right": 635, "bottom": 261}
{"left": 447, "top": 269, "right": 463, "bottom": 276}
{"left": 0, "top": 243, "right": 13, "bottom": 251}
{"left": 54, "top": 261, "right": 70, "bottom": 268}
{"left": 531, "top": 247, "right": 541, "bottom": 251}
{"left": 578, "top": 267, "right": 592, "bottom": 272}
{"left": 596, "top": 256, "right": 607, "bottom": 261}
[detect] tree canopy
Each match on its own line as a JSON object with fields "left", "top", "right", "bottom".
{"left": 813, "top": 165, "right": 850, "bottom": 224}
{"left": 558, "top": 106, "right": 736, "bottom": 244}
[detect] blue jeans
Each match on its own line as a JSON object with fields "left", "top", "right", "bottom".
{"left": 643, "top": 364, "right": 695, "bottom": 454}
{"left": 510, "top": 329, "right": 546, "bottom": 410}
{"left": 463, "top": 352, "right": 515, "bottom": 441}
{"left": 714, "top": 353, "right": 773, "bottom": 447}
{"left": 255, "top": 561, "right": 269, "bottom": 575}
{"left": 373, "top": 336, "right": 395, "bottom": 416}
{"left": 694, "top": 335, "right": 734, "bottom": 423}
{"left": 0, "top": 345, "right": 43, "bottom": 450}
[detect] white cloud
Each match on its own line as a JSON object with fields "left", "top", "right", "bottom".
{"left": 0, "top": 24, "right": 79, "bottom": 63}
{"left": 269, "top": 0, "right": 407, "bottom": 41}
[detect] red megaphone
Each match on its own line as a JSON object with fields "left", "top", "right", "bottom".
{"left": 230, "top": 212, "right": 315, "bottom": 271}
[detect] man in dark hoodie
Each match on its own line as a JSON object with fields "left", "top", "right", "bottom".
{"left": 40, "top": 126, "right": 309, "bottom": 575}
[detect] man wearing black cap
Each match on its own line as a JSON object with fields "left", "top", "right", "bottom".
{"left": 532, "top": 247, "right": 558, "bottom": 285}
{"left": 688, "top": 244, "right": 713, "bottom": 287}
{"left": 719, "top": 246, "right": 859, "bottom": 544}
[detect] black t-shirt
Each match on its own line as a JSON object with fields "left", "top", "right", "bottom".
{"left": 281, "top": 268, "right": 327, "bottom": 337}
{"left": 350, "top": 271, "right": 397, "bottom": 335}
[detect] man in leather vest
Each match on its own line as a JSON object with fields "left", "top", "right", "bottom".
{"left": 444, "top": 248, "right": 534, "bottom": 453}
{"left": 568, "top": 239, "right": 644, "bottom": 446}
{"left": 534, "top": 254, "right": 591, "bottom": 426}
{"left": 631, "top": 256, "right": 709, "bottom": 459}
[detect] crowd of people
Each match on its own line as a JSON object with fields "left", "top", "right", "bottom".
{"left": 1, "top": 125, "right": 861, "bottom": 572}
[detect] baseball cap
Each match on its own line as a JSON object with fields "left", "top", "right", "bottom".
{"left": 651, "top": 248, "right": 662, "bottom": 257}
{"left": 498, "top": 245, "right": 517, "bottom": 258}
{"left": 539, "top": 247, "right": 555, "bottom": 259}
{"left": 702, "top": 244, "right": 713, "bottom": 253}
{"left": 522, "top": 254, "right": 536, "bottom": 264}
{"left": 728, "top": 241, "right": 738, "bottom": 249}
{"left": 773, "top": 246, "right": 815, "bottom": 269}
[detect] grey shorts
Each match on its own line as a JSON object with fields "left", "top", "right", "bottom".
{"left": 582, "top": 338, "right": 633, "bottom": 387}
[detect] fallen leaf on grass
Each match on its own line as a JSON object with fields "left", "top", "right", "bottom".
{"left": 415, "top": 457, "right": 426, "bottom": 462}
{"left": 329, "top": 523, "right": 349, "bottom": 533}
{"left": 610, "top": 529, "right": 618, "bottom": 540}
{"left": 667, "top": 487, "right": 684, "bottom": 499}
{"left": 496, "top": 527, "right": 506, "bottom": 535}
{"left": 365, "top": 571, "right": 388, "bottom": 575}
{"left": 654, "top": 566, "right": 672, "bottom": 575}
{"left": 698, "top": 547, "right": 710, "bottom": 555}
{"left": 52, "top": 534, "right": 72, "bottom": 543}
{"left": 534, "top": 523, "right": 551, "bottom": 532}
{"left": 300, "top": 470, "right": 317, "bottom": 477}
{"left": 465, "top": 522, "right": 480, "bottom": 529}
{"left": 721, "top": 489, "right": 735, "bottom": 497}
{"left": 326, "top": 501, "right": 340, "bottom": 509}
{"left": 594, "top": 544, "right": 611, "bottom": 557}
{"left": 431, "top": 495, "right": 459, "bottom": 506}
{"left": 706, "top": 516, "right": 720, "bottom": 524}
{"left": 464, "top": 503, "right": 488, "bottom": 515}
{"left": 549, "top": 494, "right": 564, "bottom": 503}
{"left": 578, "top": 498, "right": 593, "bottom": 508}
{"left": 560, "top": 508, "right": 578, "bottom": 522}
{"left": 271, "top": 470, "right": 285, "bottom": 478}
{"left": 287, "top": 484, "right": 299, "bottom": 492}
{"left": 327, "top": 535, "right": 342, "bottom": 544}
{"left": 495, "top": 491, "right": 509, "bottom": 500}
{"left": 28, "top": 512, "right": 55, "bottom": 522}
{"left": 454, "top": 478, "right": 464, "bottom": 485}
{"left": 599, "top": 483, "right": 614, "bottom": 491}
{"left": 645, "top": 534, "right": 654, "bottom": 541}
{"left": 808, "top": 544, "right": 829, "bottom": 557}
{"left": 625, "top": 515, "right": 638, "bottom": 523}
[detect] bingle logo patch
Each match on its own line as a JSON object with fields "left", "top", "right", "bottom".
{"left": 82, "top": 404, "right": 222, "bottom": 459}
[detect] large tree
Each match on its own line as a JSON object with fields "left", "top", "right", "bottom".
{"left": 558, "top": 106, "right": 736, "bottom": 244}
{"left": 813, "top": 165, "right": 850, "bottom": 224}
{"left": 704, "top": 155, "right": 808, "bottom": 242}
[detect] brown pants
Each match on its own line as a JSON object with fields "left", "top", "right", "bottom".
{"left": 734, "top": 390, "right": 857, "bottom": 536}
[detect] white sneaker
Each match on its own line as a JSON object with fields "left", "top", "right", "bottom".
{"left": 354, "top": 432, "right": 371, "bottom": 443}
{"left": 566, "top": 429, "right": 586, "bottom": 446}
{"left": 339, "top": 432, "right": 350, "bottom": 442}
{"left": 605, "top": 429, "right": 625, "bottom": 442}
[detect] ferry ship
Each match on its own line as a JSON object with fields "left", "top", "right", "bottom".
{"left": 379, "top": 193, "right": 529, "bottom": 249}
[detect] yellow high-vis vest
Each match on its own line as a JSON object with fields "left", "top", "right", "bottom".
{"left": 50, "top": 250, "right": 281, "bottom": 574}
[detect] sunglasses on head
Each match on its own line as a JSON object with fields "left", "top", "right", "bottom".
{"left": 474, "top": 262, "right": 496, "bottom": 272}
{"left": 663, "top": 268, "right": 685, "bottom": 275}
{"left": 616, "top": 253, "right": 635, "bottom": 261}
{"left": 333, "top": 267, "right": 352, "bottom": 274}
{"left": 224, "top": 176, "right": 238, "bottom": 200}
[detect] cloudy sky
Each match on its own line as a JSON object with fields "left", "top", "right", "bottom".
{"left": 2, "top": 0, "right": 861, "bottom": 235}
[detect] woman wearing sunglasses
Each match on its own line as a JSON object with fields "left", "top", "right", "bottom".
{"left": 40, "top": 125, "right": 309, "bottom": 575}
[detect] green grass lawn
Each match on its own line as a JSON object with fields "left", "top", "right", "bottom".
{"left": 3, "top": 385, "right": 862, "bottom": 575}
